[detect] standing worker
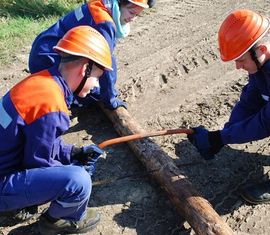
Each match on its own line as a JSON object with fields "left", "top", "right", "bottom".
{"left": 0, "top": 26, "right": 112, "bottom": 234}
{"left": 188, "top": 9, "right": 270, "bottom": 204}
{"left": 29, "top": 0, "right": 151, "bottom": 110}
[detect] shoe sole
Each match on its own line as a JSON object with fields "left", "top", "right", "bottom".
{"left": 39, "top": 215, "right": 100, "bottom": 235}
{"left": 240, "top": 193, "right": 270, "bottom": 205}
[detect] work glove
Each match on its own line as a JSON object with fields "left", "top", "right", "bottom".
{"left": 148, "top": 0, "right": 156, "bottom": 8}
{"left": 187, "top": 126, "right": 224, "bottom": 160}
{"left": 71, "top": 144, "right": 104, "bottom": 175}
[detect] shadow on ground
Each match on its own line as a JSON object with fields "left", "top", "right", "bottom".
{"left": 68, "top": 106, "right": 270, "bottom": 234}
{"left": 3, "top": 106, "right": 269, "bottom": 235}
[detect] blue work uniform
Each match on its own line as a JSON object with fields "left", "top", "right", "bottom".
{"left": 221, "top": 60, "right": 270, "bottom": 144}
{"left": 0, "top": 67, "right": 91, "bottom": 221}
{"left": 28, "top": 0, "right": 124, "bottom": 109}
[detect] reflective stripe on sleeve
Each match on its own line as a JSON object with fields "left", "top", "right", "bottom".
{"left": 0, "top": 98, "right": 12, "bottom": 129}
{"left": 74, "top": 6, "right": 84, "bottom": 21}
{"left": 261, "top": 94, "right": 269, "bottom": 101}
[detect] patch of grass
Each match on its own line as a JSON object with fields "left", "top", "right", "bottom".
{"left": 0, "top": 0, "right": 83, "bottom": 18}
{"left": 0, "top": 0, "right": 82, "bottom": 66}
{"left": 0, "top": 16, "right": 58, "bottom": 65}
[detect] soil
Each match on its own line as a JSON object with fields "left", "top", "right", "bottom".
{"left": 1, "top": 0, "right": 270, "bottom": 234}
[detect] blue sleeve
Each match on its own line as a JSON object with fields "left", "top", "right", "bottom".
{"left": 99, "top": 56, "right": 120, "bottom": 107}
{"left": 22, "top": 112, "right": 73, "bottom": 168}
{"left": 94, "top": 22, "right": 122, "bottom": 108}
{"left": 224, "top": 77, "right": 265, "bottom": 129}
{"left": 221, "top": 77, "right": 269, "bottom": 144}
{"left": 29, "top": 4, "right": 96, "bottom": 73}
{"left": 221, "top": 102, "right": 270, "bottom": 144}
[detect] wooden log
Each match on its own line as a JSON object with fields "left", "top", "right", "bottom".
{"left": 101, "top": 105, "right": 233, "bottom": 235}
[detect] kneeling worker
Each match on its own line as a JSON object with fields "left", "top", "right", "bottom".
{"left": 0, "top": 26, "right": 112, "bottom": 234}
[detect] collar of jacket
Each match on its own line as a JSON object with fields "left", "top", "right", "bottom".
{"left": 102, "top": 0, "right": 130, "bottom": 38}
{"left": 102, "top": 0, "right": 113, "bottom": 13}
{"left": 48, "top": 66, "right": 74, "bottom": 109}
{"left": 261, "top": 60, "right": 270, "bottom": 74}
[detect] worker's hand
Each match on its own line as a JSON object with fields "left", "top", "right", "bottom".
{"left": 72, "top": 144, "right": 104, "bottom": 176}
{"left": 83, "top": 145, "right": 104, "bottom": 176}
{"left": 71, "top": 144, "right": 104, "bottom": 164}
{"left": 83, "top": 144, "right": 104, "bottom": 160}
{"left": 187, "top": 126, "right": 224, "bottom": 160}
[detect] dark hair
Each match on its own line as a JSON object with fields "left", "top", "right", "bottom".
{"left": 118, "top": 0, "right": 130, "bottom": 6}
{"left": 60, "top": 55, "right": 82, "bottom": 63}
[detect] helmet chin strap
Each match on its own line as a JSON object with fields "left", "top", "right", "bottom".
{"left": 74, "top": 61, "right": 94, "bottom": 96}
{"left": 249, "top": 46, "right": 262, "bottom": 70}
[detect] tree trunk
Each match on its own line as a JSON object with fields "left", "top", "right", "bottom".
{"left": 101, "top": 106, "right": 233, "bottom": 235}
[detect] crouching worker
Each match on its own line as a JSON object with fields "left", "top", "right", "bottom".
{"left": 28, "top": 0, "right": 150, "bottom": 110}
{"left": 0, "top": 25, "right": 112, "bottom": 234}
{"left": 188, "top": 9, "right": 270, "bottom": 205}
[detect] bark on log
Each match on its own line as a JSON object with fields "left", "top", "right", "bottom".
{"left": 101, "top": 105, "right": 233, "bottom": 235}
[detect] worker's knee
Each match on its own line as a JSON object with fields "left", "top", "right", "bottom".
{"left": 62, "top": 166, "right": 92, "bottom": 198}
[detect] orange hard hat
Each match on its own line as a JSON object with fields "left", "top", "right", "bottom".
{"left": 127, "top": 0, "right": 149, "bottom": 9}
{"left": 218, "top": 9, "right": 270, "bottom": 62}
{"left": 54, "top": 26, "right": 113, "bottom": 70}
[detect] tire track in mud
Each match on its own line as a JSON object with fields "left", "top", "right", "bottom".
{"left": 117, "top": 0, "right": 268, "bottom": 115}
{"left": 117, "top": 0, "right": 254, "bottom": 121}
{"left": 118, "top": 0, "right": 260, "bottom": 66}
{"left": 175, "top": 32, "right": 219, "bottom": 75}
{"left": 143, "top": 75, "right": 246, "bottom": 132}
{"left": 2, "top": 0, "right": 270, "bottom": 234}
{"left": 117, "top": 27, "right": 223, "bottom": 117}
{"left": 118, "top": 0, "right": 221, "bottom": 65}
{"left": 116, "top": 4, "right": 270, "bottom": 233}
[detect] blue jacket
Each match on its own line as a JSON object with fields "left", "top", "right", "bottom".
{"left": 0, "top": 67, "right": 73, "bottom": 177}
{"left": 221, "top": 60, "right": 270, "bottom": 144}
{"left": 28, "top": 0, "right": 122, "bottom": 109}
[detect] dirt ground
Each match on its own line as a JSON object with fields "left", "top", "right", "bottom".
{"left": 1, "top": 0, "right": 270, "bottom": 234}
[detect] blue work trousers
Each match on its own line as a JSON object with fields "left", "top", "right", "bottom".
{"left": 0, "top": 165, "right": 92, "bottom": 221}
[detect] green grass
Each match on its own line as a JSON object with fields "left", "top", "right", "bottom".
{"left": 0, "top": 16, "right": 58, "bottom": 65}
{"left": 0, "top": 0, "right": 83, "bottom": 66}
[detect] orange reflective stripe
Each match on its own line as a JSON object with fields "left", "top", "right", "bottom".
{"left": 10, "top": 70, "right": 69, "bottom": 125}
{"left": 88, "top": 0, "right": 113, "bottom": 24}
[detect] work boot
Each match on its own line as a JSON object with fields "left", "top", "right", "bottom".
{"left": 38, "top": 208, "right": 100, "bottom": 235}
{"left": 239, "top": 180, "right": 270, "bottom": 204}
{"left": 0, "top": 205, "right": 38, "bottom": 222}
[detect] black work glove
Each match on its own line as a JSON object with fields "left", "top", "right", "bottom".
{"left": 72, "top": 145, "right": 104, "bottom": 176}
{"left": 72, "top": 145, "right": 104, "bottom": 164}
{"left": 187, "top": 126, "right": 224, "bottom": 160}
